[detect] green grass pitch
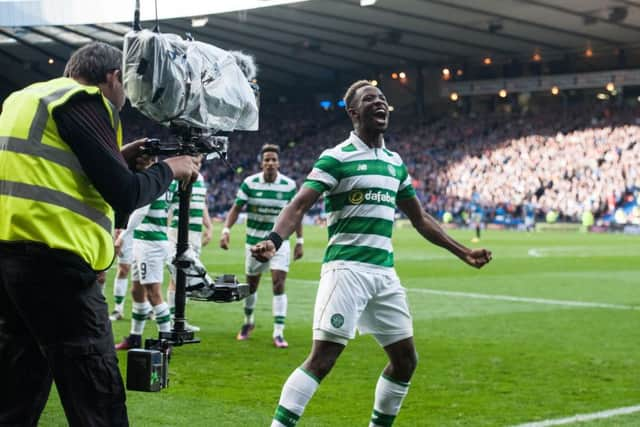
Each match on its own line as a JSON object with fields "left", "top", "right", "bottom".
{"left": 41, "top": 227, "right": 640, "bottom": 426}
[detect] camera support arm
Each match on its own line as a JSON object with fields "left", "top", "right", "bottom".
{"left": 172, "top": 179, "right": 192, "bottom": 335}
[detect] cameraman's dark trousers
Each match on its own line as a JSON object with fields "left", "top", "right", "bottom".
{"left": 0, "top": 242, "right": 128, "bottom": 427}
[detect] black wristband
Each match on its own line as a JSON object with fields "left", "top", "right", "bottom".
{"left": 267, "top": 231, "right": 283, "bottom": 251}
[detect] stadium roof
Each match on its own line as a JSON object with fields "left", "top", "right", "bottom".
{"left": 0, "top": 0, "right": 638, "bottom": 93}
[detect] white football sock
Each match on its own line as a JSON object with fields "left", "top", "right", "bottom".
{"left": 273, "top": 293, "right": 287, "bottom": 337}
{"left": 271, "top": 368, "right": 320, "bottom": 427}
{"left": 113, "top": 278, "right": 128, "bottom": 312}
{"left": 369, "top": 374, "right": 410, "bottom": 427}
{"left": 131, "top": 301, "right": 151, "bottom": 335}
{"left": 244, "top": 292, "right": 257, "bottom": 324}
{"left": 153, "top": 302, "right": 171, "bottom": 333}
{"left": 167, "top": 290, "right": 176, "bottom": 315}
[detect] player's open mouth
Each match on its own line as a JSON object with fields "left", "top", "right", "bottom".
{"left": 373, "top": 109, "right": 387, "bottom": 123}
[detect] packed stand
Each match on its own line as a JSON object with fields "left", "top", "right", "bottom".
{"left": 122, "top": 102, "right": 640, "bottom": 226}
{"left": 392, "top": 105, "right": 640, "bottom": 225}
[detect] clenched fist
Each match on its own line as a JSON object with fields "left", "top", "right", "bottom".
{"left": 250, "top": 240, "right": 276, "bottom": 263}
{"left": 461, "top": 248, "right": 492, "bottom": 269}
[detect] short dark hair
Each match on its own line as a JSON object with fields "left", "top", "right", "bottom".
{"left": 261, "top": 143, "right": 280, "bottom": 157}
{"left": 64, "top": 42, "right": 122, "bottom": 85}
{"left": 343, "top": 80, "right": 373, "bottom": 110}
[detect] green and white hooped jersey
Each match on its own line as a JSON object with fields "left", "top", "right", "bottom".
{"left": 304, "top": 132, "right": 416, "bottom": 268}
{"left": 234, "top": 172, "right": 297, "bottom": 245}
{"left": 132, "top": 180, "right": 178, "bottom": 242}
{"left": 169, "top": 174, "right": 207, "bottom": 248}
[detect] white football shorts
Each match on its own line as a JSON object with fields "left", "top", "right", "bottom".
{"left": 117, "top": 231, "right": 134, "bottom": 265}
{"left": 167, "top": 228, "right": 202, "bottom": 258}
{"left": 245, "top": 241, "right": 290, "bottom": 275}
{"left": 131, "top": 240, "right": 169, "bottom": 285}
{"left": 312, "top": 262, "right": 413, "bottom": 347}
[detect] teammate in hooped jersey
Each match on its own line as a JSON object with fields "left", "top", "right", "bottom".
{"left": 114, "top": 181, "right": 178, "bottom": 350}
{"left": 166, "top": 172, "right": 213, "bottom": 332}
{"left": 252, "top": 81, "right": 492, "bottom": 426}
{"left": 221, "top": 144, "right": 303, "bottom": 348}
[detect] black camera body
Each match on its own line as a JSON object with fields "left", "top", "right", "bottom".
{"left": 141, "top": 126, "right": 229, "bottom": 160}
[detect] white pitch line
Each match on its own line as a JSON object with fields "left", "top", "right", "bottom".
{"left": 511, "top": 404, "right": 640, "bottom": 426}
{"left": 528, "top": 248, "right": 543, "bottom": 257}
{"left": 407, "top": 288, "right": 640, "bottom": 311}
{"left": 291, "top": 279, "right": 640, "bottom": 311}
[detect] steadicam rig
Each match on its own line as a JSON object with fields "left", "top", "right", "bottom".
{"left": 169, "top": 249, "right": 250, "bottom": 303}
{"left": 122, "top": 0, "right": 258, "bottom": 392}
{"left": 187, "top": 275, "right": 250, "bottom": 303}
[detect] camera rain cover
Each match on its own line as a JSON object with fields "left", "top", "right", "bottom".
{"left": 123, "top": 29, "right": 259, "bottom": 131}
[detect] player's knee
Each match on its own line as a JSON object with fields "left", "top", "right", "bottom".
{"left": 305, "top": 353, "right": 338, "bottom": 380}
{"left": 305, "top": 361, "right": 333, "bottom": 381}
{"left": 396, "top": 349, "right": 418, "bottom": 377}
{"left": 131, "top": 286, "right": 145, "bottom": 301}
{"left": 387, "top": 343, "right": 418, "bottom": 378}
{"left": 272, "top": 281, "right": 285, "bottom": 294}
{"left": 246, "top": 275, "right": 260, "bottom": 293}
{"left": 248, "top": 283, "right": 259, "bottom": 294}
{"left": 406, "top": 350, "right": 418, "bottom": 375}
{"left": 146, "top": 286, "right": 163, "bottom": 304}
{"left": 117, "top": 264, "right": 130, "bottom": 278}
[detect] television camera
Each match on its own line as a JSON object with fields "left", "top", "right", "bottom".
{"left": 122, "top": 0, "right": 257, "bottom": 391}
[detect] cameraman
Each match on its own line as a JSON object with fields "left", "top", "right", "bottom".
{"left": 0, "top": 42, "right": 199, "bottom": 426}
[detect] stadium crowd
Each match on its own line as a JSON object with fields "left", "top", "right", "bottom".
{"left": 122, "top": 102, "right": 640, "bottom": 225}
{"left": 396, "top": 104, "right": 640, "bottom": 225}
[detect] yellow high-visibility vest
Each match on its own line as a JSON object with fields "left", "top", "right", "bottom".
{"left": 0, "top": 77, "right": 123, "bottom": 270}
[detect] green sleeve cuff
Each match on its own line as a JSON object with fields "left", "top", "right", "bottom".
{"left": 303, "top": 180, "right": 330, "bottom": 193}
{"left": 396, "top": 185, "right": 416, "bottom": 201}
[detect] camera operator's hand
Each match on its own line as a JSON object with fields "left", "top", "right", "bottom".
{"left": 192, "top": 155, "right": 203, "bottom": 183}
{"left": 163, "top": 156, "right": 200, "bottom": 182}
{"left": 121, "top": 138, "right": 153, "bottom": 171}
{"left": 250, "top": 240, "right": 276, "bottom": 262}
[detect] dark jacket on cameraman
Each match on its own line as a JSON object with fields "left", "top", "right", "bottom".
{"left": 0, "top": 77, "right": 170, "bottom": 426}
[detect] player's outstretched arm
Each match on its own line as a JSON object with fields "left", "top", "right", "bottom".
{"left": 251, "top": 186, "right": 320, "bottom": 262}
{"left": 397, "top": 196, "right": 492, "bottom": 269}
